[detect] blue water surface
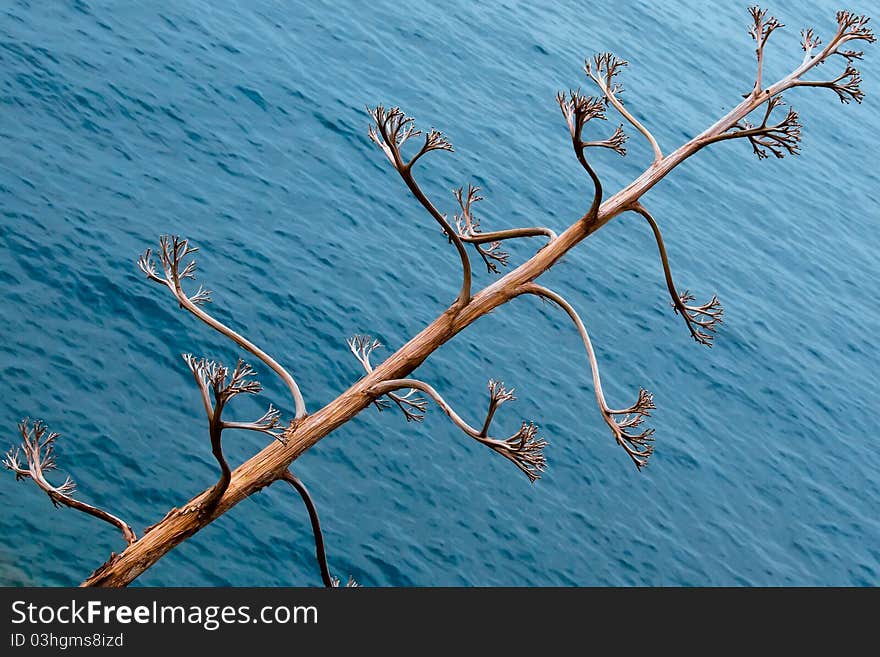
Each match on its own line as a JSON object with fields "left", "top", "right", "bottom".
{"left": 1, "top": 0, "right": 878, "bottom": 586}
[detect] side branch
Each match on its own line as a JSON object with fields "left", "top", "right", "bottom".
{"left": 138, "top": 236, "right": 307, "bottom": 419}
{"left": 368, "top": 106, "right": 472, "bottom": 306}
{"left": 454, "top": 185, "right": 556, "bottom": 273}
{"left": 279, "top": 470, "right": 333, "bottom": 587}
{"left": 628, "top": 204, "right": 723, "bottom": 346}
{"left": 521, "top": 283, "right": 655, "bottom": 469}
{"left": 4, "top": 420, "right": 136, "bottom": 545}
{"left": 585, "top": 53, "right": 663, "bottom": 164}
{"left": 369, "top": 378, "right": 547, "bottom": 482}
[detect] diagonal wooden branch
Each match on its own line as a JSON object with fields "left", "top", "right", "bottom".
{"left": 4, "top": 420, "right": 136, "bottom": 545}
{"left": 627, "top": 203, "right": 723, "bottom": 346}
{"left": 369, "top": 378, "right": 547, "bottom": 482}
{"left": 74, "top": 7, "right": 872, "bottom": 586}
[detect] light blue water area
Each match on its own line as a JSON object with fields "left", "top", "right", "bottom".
{"left": 1, "top": 0, "right": 878, "bottom": 586}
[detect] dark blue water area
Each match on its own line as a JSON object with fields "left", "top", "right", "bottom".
{"left": 1, "top": 0, "right": 878, "bottom": 586}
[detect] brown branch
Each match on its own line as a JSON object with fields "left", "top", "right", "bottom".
{"left": 280, "top": 469, "right": 345, "bottom": 588}
{"left": 521, "top": 284, "right": 655, "bottom": 469}
{"left": 138, "top": 236, "right": 307, "bottom": 419}
{"left": 555, "top": 90, "right": 607, "bottom": 223}
{"left": 702, "top": 95, "right": 801, "bottom": 159}
{"left": 628, "top": 203, "right": 723, "bottom": 346}
{"left": 4, "top": 420, "right": 136, "bottom": 545}
{"left": 67, "top": 6, "right": 872, "bottom": 586}
{"left": 453, "top": 185, "right": 557, "bottom": 273}
{"left": 748, "top": 6, "right": 784, "bottom": 94}
{"left": 369, "top": 378, "right": 548, "bottom": 483}
{"left": 182, "top": 355, "right": 284, "bottom": 513}
{"left": 368, "top": 106, "right": 472, "bottom": 307}
{"left": 584, "top": 52, "right": 662, "bottom": 164}
{"left": 348, "top": 335, "right": 427, "bottom": 421}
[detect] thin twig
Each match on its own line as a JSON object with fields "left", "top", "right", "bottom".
{"left": 369, "top": 378, "right": 547, "bottom": 482}
{"left": 521, "top": 284, "right": 655, "bottom": 469}
{"left": 138, "top": 236, "right": 307, "bottom": 419}
{"left": 368, "top": 106, "right": 472, "bottom": 307}
{"left": 628, "top": 203, "right": 723, "bottom": 346}
{"left": 4, "top": 420, "right": 137, "bottom": 545}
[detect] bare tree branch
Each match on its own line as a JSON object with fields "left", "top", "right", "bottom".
{"left": 3, "top": 420, "right": 136, "bottom": 545}
{"left": 555, "top": 90, "right": 607, "bottom": 223}
{"left": 279, "top": 469, "right": 360, "bottom": 588}
{"left": 138, "top": 235, "right": 307, "bottom": 419}
{"left": 748, "top": 6, "right": 784, "bottom": 94}
{"left": 31, "top": 5, "right": 868, "bottom": 587}
{"left": 453, "top": 185, "right": 557, "bottom": 274}
{"left": 628, "top": 203, "right": 723, "bottom": 346}
{"left": 369, "top": 378, "right": 547, "bottom": 482}
{"left": 703, "top": 95, "right": 801, "bottom": 159}
{"left": 347, "top": 335, "right": 427, "bottom": 421}
{"left": 182, "top": 355, "right": 284, "bottom": 513}
{"left": 584, "top": 52, "right": 662, "bottom": 164}
{"left": 367, "top": 106, "right": 472, "bottom": 307}
{"left": 522, "top": 284, "right": 655, "bottom": 469}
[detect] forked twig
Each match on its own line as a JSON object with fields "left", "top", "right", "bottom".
{"left": 453, "top": 185, "right": 557, "bottom": 274}
{"left": 4, "top": 419, "right": 136, "bottom": 545}
{"left": 368, "top": 106, "right": 472, "bottom": 307}
{"left": 347, "top": 335, "right": 427, "bottom": 421}
{"left": 138, "top": 235, "right": 307, "bottom": 419}
{"left": 369, "top": 378, "right": 547, "bottom": 482}
{"left": 628, "top": 203, "right": 723, "bottom": 346}
{"left": 183, "top": 355, "right": 284, "bottom": 513}
{"left": 584, "top": 52, "right": 663, "bottom": 164}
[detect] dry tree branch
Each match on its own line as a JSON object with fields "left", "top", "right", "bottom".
{"left": 182, "top": 355, "right": 284, "bottom": 513}
{"left": 348, "top": 335, "right": 427, "bottom": 421}
{"left": 556, "top": 90, "right": 609, "bottom": 221}
{"left": 793, "top": 11, "right": 874, "bottom": 102}
{"left": 453, "top": 185, "right": 557, "bottom": 274}
{"left": 627, "top": 203, "right": 723, "bottom": 346}
{"left": 279, "top": 469, "right": 357, "bottom": 588}
{"left": 138, "top": 236, "right": 307, "bottom": 419}
{"left": 12, "top": 5, "right": 863, "bottom": 587}
{"left": 703, "top": 95, "right": 802, "bottom": 159}
{"left": 521, "top": 284, "right": 655, "bottom": 469}
{"left": 3, "top": 420, "right": 136, "bottom": 545}
{"left": 748, "top": 6, "right": 784, "bottom": 94}
{"left": 584, "top": 52, "right": 662, "bottom": 164}
{"left": 369, "top": 378, "right": 548, "bottom": 482}
{"left": 367, "top": 106, "right": 472, "bottom": 307}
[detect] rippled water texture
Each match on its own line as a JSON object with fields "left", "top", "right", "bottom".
{"left": 1, "top": 0, "right": 878, "bottom": 586}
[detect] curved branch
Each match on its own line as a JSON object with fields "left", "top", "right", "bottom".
{"left": 347, "top": 335, "right": 427, "bottom": 421}
{"left": 555, "top": 91, "right": 606, "bottom": 222}
{"left": 369, "top": 378, "right": 547, "bottom": 482}
{"left": 627, "top": 204, "right": 723, "bottom": 346}
{"left": 521, "top": 283, "right": 655, "bottom": 469}
{"left": 3, "top": 420, "right": 137, "bottom": 545}
{"left": 280, "top": 470, "right": 333, "bottom": 587}
{"left": 183, "top": 355, "right": 284, "bottom": 513}
{"left": 368, "top": 106, "right": 472, "bottom": 307}
{"left": 453, "top": 185, "right": 556, "bottom": 273}
{"left": 138, "top": 236, "right": 307, "bottom": 419}
{"left": 585, "top": 53, "right": 663, "bottom": 164}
